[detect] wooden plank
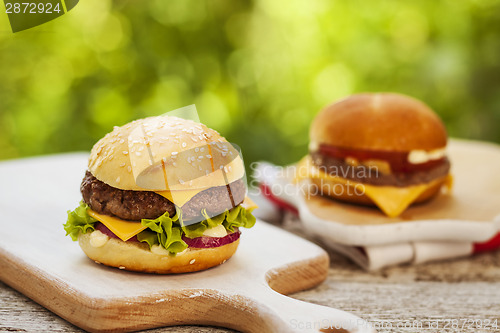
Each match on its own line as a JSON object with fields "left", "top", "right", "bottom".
{"left": 2, "top": 249, "right": 500, "bottom": 332}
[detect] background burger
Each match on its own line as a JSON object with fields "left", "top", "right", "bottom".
{"left": 64, "top": 115, "right": 257, "bottom": 274}
{"left": 300, "top": 92, "right": 452, "bottom": 217}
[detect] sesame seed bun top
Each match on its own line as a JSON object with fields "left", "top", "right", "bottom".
{"left": 310, "top": 93, "right": 448, "bottom": 152}
{"left": 88, "top": 116, "right": 245, "bottom": 191}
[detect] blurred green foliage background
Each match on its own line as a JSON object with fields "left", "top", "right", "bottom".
{"left": 1, "top": 0, "right": 499, "bottom": 167}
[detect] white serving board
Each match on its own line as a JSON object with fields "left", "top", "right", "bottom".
{"left": 0, "top": 153, "right": 374, "bottom": 333}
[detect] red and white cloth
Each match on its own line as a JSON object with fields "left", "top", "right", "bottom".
{"left": 251, "top": 161, "right": 500, "bottom": 270}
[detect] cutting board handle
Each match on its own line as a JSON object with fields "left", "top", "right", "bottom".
{"left": 245, "top": 286, "right": 376, "bottom": 333}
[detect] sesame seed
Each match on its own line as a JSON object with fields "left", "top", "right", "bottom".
{"left": 119, "top": 139, "right": 125, "bottom": 144}
{"left": 179, "top": 179, "right": 184, "bottom": 184}
{"left": 119, "top": 162, "right": 126, "bottom": 167}
{"left": 135, "top": 152, "right": 142, "bottom": 156}
{"left": 195, "top": 148, "right": 199, "bottom": 152}
{"left": 171, "top": 152, "right": 178, "bottom": 155}
{"left": 119, "top": 266, "right": 126, "bottom": 270}
{"left": 182, "top": 142, "right": 187, "bottom": 148}
{"left": 206, "top": 154, "right": 211, "bottom": 159}
{"left": 189, "top": 259, "right": 195, "bottom": 265}
{"left": 116, "top": 177, "right": 121, "bottom": 183}
{"left": 123, "top": 151, "right": 129, "bottom": 155}
{"left": 127, "top": 166, "right": 132, "bottom": 172}
{"left": 200, "top": 147, "right": 205, "bottom": 152}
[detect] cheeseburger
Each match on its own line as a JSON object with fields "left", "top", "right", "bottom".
{"left": 301, "top": 93, "right": 452, "bottom": 217}
{"left": 64, "top": 115, "right": 256, "bottom": 273}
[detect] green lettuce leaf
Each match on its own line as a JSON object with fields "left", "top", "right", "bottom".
{"left": 63, "top": 201, "right": 98, "bottom": 241}
{"left": 180, "top": 209, "right": 223, "bottom": 239}
{"left": 223, "top": 204, "right": 257, "bottom": 233}
{"left": 136, "top": 230, "right": 159, "bottom": 248}
{"left": 141, "top": 211, "right": 188, "bottom": 254}
{"left": 64, "top": 201, "right": 256, "bottom": 255}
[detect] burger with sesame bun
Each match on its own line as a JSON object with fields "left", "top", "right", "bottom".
{"left": 299, "top": 93, "right": 453, "bottom": 217}
{"left": 64, "top": 115, "right": 257, "bottom": 274}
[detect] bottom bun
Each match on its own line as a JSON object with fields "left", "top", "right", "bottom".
{"left": 310, "top": 175, "right": 447, "bottom": 207}
{"left": 78, "top": 232, "right": 240, "bottom": 274}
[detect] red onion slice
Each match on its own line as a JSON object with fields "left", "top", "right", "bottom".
{"left": 182, "top": 229, "right": 241, "bottom": 248}
{"left": 94, "top": 222, "right": 240, "bottom": 248}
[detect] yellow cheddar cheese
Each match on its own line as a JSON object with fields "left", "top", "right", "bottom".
{"left": 154, "top": 188, "right": 206, "bottom": 207}
{"left": 87, "top": 196, "right": 257, "bottom": 241}
{"left": 87, "top": 210, "right": 147, "bottom": 242}
{"left": 296, "top": 156, "right": 451, "bottom": 217}
{"left": 241, "top": 196, "right": 258, "bottom": 211}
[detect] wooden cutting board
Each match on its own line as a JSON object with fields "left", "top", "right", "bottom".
{"left": 0, "top": 154, "right": 373, "bottom": 333}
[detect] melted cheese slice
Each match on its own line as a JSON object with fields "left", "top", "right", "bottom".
{"left": 296, "top": 156, "right": 452, "bottom": 218}
{"left": 87, "top": 196, "right": 257, "bottom": 242}
{"left": 155, "top": 187, "right": 260, "bottom": 210}
{"left": 87, "top": 210, "right": 147, "bottom": 242}
{"left": 154, "top": 188, "right": 206, "bottom": 207}
{"left": 240, "top": 196, "right": 258, "bottom": 211}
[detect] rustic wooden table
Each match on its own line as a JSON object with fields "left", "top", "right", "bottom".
{"left": 1, "top": 247, "right": 499, "bottom": 333}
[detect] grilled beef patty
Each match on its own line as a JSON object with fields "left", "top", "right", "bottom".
{"left": 310, "top": 151, "right": 450, "bottom": 187}
{"left": 81, "top": 171, "right": 245, "bottom": 221}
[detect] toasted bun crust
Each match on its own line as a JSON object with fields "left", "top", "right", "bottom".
{"left": 78, "top": 232, "right": 240, "bottom": 274}
{"left": 310, "top": 176, "right": 446, "bottom": 207}
{"left": 310, "top": 93, "right": 448, "bottom": 152}
{"left": 88, "top": 116, "right": 244, "bottom": 191}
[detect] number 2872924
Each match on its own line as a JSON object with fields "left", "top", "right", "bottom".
{"left": 5, "top": 2, "right": 62, "bottom": 14}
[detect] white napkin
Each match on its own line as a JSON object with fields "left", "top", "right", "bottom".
{"left": 250, "top": 162, "right": 484, "bottom": 270}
